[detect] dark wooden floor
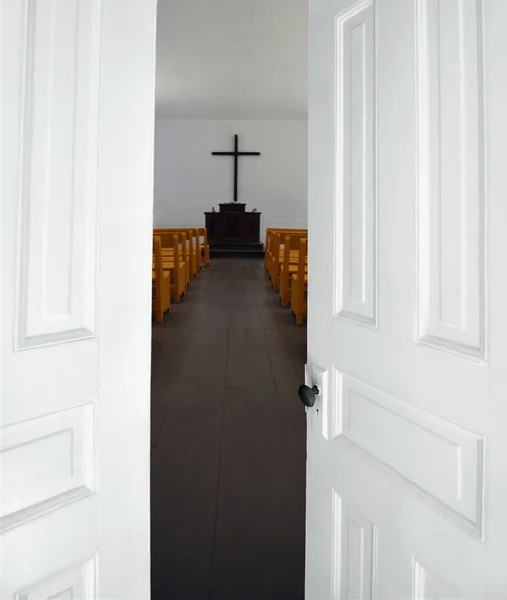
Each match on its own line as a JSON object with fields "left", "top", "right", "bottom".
{"left": 150, "top": 258, "right": 307, "bottom": 600}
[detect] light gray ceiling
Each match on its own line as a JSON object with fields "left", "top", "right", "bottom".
{"left": 156, "top": 0, "right": 308, "bottom": 120}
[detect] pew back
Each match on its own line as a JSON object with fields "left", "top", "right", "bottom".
{"left": 152, "top": 236, "right": 170, "bottom": 322}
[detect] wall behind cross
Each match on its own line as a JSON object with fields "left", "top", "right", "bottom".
{"left": 153, "top": 119, "right": 308, "bottom": 243}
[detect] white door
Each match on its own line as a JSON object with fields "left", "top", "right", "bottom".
{"left": 306, "top": 0, "right": 507, "bottom": 598}
{"left": 1, "top": 1, "right": 156, "bottom": 597}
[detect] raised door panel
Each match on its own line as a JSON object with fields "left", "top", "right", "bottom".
{"left": 0, "top": 403, "right": 95, "bottom": 528}
{"left": 412, "top": 558, "right": 463, "bottom": 600}
{"left": 416, "top": 0, "right": 485, "bottom": 359}
{"left": 336, "top": 372, "right": 485, "bottom": 537}
{"left": 0, "top": 497, "right": 98, "bottom": 597}
{"left": 335, "top": 0, "right": 377, "bottom": 327}
{"left": 332, "top": 494, "right": 378, "bottom": 599}
{"left": 16, "top": 0, "right": 101, "bottom": 349}
{"left": 14, "top": 555, "right": 97, "bottom": 600}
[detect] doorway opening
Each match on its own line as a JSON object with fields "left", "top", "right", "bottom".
{"left": 150, "top": 2, "right": 309, "bottom": 598}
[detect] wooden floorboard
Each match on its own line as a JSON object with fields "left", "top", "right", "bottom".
{"left": 151, "top": 258, "right": 307, "bottom": 600}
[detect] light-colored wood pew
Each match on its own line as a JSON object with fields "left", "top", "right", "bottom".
{"left": 265, "top": 228, "right": 303, "bottom": 272}
{"left": 198, "top": 227, "right": 210, "bottom": 268}
{"left": 265, "top": 228, "right": 307, "bottom": 266}
{"left": 152, "top": 236, "right": 171, "bottom": 322}
{"left": 154, "top": 228, "right": 192, "bottom": 284}
{"left": 290, "top": 238, "right": 308, "bottom": 326}
{"left": 155, "top": 232, "right": 186, "bottom": 303}
{"left": 279, "top": 232, "right": 308, "bottom": 307}
{"left": 266, "top": 229, "right": 307, "bottom": 293}
{"left": 265, "top": 228, "right": 306, "bottom": 257}
{"left": 166, "top": 231, "right": 190, "bottom": 289}
{"left": 188, "top": 228, "right": 200, "bottom": 276}
{"left": 178, "top": 231, "right": 191, "bottom": 286}
{"left": 153, "top": 230, "right": 190, "bottom": 288}
{"left": 263, "top": 228, "right": 309, "bottom": 325}
{"left": 154, "top": 227, "right": 200, "bottom": 278}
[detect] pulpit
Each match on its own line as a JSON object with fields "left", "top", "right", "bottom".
{"left": 205, "top": 204, "right": 261, "bottom": 248}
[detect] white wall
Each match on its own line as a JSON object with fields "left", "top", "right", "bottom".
{"left": 153, "top": 119, "right": 307, "bottom": 243}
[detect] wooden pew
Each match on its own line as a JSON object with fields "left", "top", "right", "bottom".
{"left": 153, "top": 230, "right": 190, "bottom": 288}
{"left": 154, "top": 228, "right": 191, "bottom": 284}
{"left": 199, "top": 227, "right": 210, "bottom": 268}
{"left": 152, "top": 236, "right": 171, "bottom": 322}
{"left": 155, "top": 232, "right": 186, "bottom": 303}
{"left": 154, "top": 227, "right": 200, "bottom": 278}
{"left": 178, "top": 231, "right": 191, "bottom": 286}
{"left": 265, "top": 227, "right": 306, "bottom": 264}
{"left": 279, "top": 232, "right": 308, "bottom": 307}
{"left": 189, "top": 228, "right": 200, "bottom": 276}
{"left": 266, "top": 228, "right": 307, "bottom": 293}
{"left": 290, "top": 238, "right": 308, "bottom": 326}
{"left": 265, "top": 228, "right": 307, "bottom": 271}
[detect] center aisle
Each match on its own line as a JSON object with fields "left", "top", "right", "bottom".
{"left": 151, "top": 258, "right": 307, "bottom": 600}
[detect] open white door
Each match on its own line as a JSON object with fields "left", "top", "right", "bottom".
{"left": 307, "top": 0, "right": 507, "bottom": 597}
{"left": 1, "top": 1, "right": 156, "bottom": 597}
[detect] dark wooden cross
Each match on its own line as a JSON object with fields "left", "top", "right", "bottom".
{"left": 211, "top": 134, "right": 261, "bottom": 203}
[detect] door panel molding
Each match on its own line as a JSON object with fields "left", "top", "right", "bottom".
{"left": 14, "top": 553, "right": 97, "bottom": 600}
{"left": 15, "top": 0, "right": 103, "bottom": 349}
{"left": 0, "top": 402, "right": 95, "bottom": 531}
{"left": 334, "top": 0, "right": 378, "bottom": 327}
{"left": 332, "top": 490, "right": 378, "bottom": 599}
{"left": 415, "top": 0, "right": 486, "bottom": 360}
{"left": 337, "top": 371, "right": 485, "bottom": 538}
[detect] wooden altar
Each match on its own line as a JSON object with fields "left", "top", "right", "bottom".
{"left": 205, "top": 204, "right": 261, "bottom": 246}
